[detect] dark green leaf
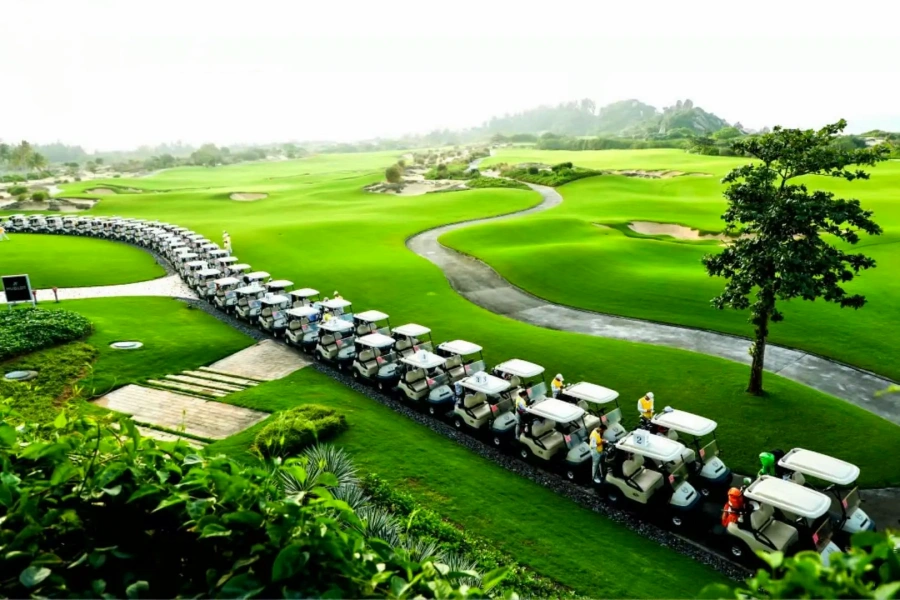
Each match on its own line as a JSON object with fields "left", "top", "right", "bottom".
{"left": 126, "top": 580, "right": 149, "bottom": 599}
{"left": 127, "top": 484, "right": 161, "bottom": 503}
{"left": 0, "top": 423, "right": 16, "bottom": 447}
{"left": 19, "top": 566, "right": 51, "bottom": 588}
{"left": 272, "top": 543, "right": 309, "bottom": 582}
{"left": 220, "top": 573, "right": 264, "bottom": 599}
{"left": 480, "top": 566, "right": 510, "bottom": 592}
{"left": 200, "top": 523, "right": 232, "bottom": 538}
{"left": 53, "top": 411, "right": 68, "bottom": 429}
{"left": 223, "top": 510, "right": 264, "bottom": 528}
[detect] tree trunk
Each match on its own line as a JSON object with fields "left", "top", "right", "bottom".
{"left": 747, "top": 311, "right": 769, "bottom": 395}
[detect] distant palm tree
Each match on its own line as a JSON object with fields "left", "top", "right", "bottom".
{"left": 9, "top": 141, "right": 34, "bottom": 171}
{"left": 27, "top": 152, "right": 48, "bottom": 171}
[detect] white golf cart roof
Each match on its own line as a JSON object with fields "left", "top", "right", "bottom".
{"left": 615, "top": 431, "right": 687, "bottom": 462}
{"left": 460, "top": 372, "right": 511, "bottom": 395}
{"left": 356, "top": 309, "right": 389, "bottom": 323}
{"left": 246, "top": 271, "right": 270, "bottom": 280}
{"left": 438, "top": 340, "right": 483, "bottom": 356}
{"left": 230, "top": 263, "right": 251, "bottom": 271}
{"left": 179, "top": 252, "right": 199, "bottom": 259}
{"left": 290, "top": 287, "right": 320, "bottom": 298}
{"left": 651, "top": 409, "right": 717, "bottom": 437}
{"left": 186, "top": 233, "right": 204, "bottom": 239}
{"left": 198, "top": 268, "right": 221, "bottom": 277}
{"left": 526, "top": 398, "right": 585, "bottom": 423}
{"left": 320, "top": 319, "right": 354, "bottom": 333}
{"left": 214, "top": 277, "right": 240, "bottom": 286}
{"left": 393, "top": 323, "right": 431, "bottom": 338}
{"left": 322, "top": 298, "right": 352, "bottom": 309}
{"left": 563, "top": 382, "right": 619, "bottom": 404}
{"left": 493, "top": 359, "right": 544, "bottom": 378}
{"left": 259, "top": 294, "right": 289, "bottom": 305}
{"left": 778, "top": 448, "right": 860, "bottom": 486}
{"left": 357, "top": 333, "right": 396, "bottom": 348}
{"left": 200, "top": 244, "right": 219, "bottom": 251}
{"left": 217, "top": 256, "right": 239, "bottom": 264}
{"left": 286, "top": 306, "right": 319, "bottom": 318}
{"left": 401, "top": 350, "right": 446, "bottom": 370}
{"left": 267, "top": 279, "right": 294, "bottom": 288}
{"left": 745, "top": 476, "right": 832, "bottom": 518}
{"left": 236, "top": 285, "right": 264, "bottom": 295}
{"left": 186, "top": 260, "right": 207, "bottom": 267}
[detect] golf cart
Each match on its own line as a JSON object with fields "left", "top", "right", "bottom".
{"left": 436, "top": 340, "right": 486, "bottom": 382}
{"left": 242, "top": 271, "right": 271, "bottom": 286}
{"left": 6, "top": 215, "right": 28, "bottom": 232}
{"left": 559, "top": 382, "right": 626, "bottom": 443}
{"left": 62, "top": 216, "right": 80, "bottom": 233}
{"left": 722, "top": 476, "right": 841, "bottom": 566}
{"left": 518, "top": 398, "right": 592, "bottom": 481}
{"left": 320, "top": 298, "right": 353, "bottom": 321}
{"left": 314, "top": 319, "right": 357, "bottom": 367}
{"left": 184, "top": 260, "right": 209, "bottom": 288}
{"left": 199, "top": 242, "right": 219, "bottom": 258}
{"left": 258, "top": 294, "right": 291, "bottom": 336}
{"left": 777, "top": 448, "right": 876, "bottom": 543}
{"left": 396, "top": 350, "right": 456, "bottom": 415}
{"left": 492, "top": 359, "right": 547, "bottom": 402}
{"left": 213, "top": 277, "right": 242, "bottom": 311}
{"left": 452, "top": 371, "right": 517, "bottom": 444}
{"left": 350, "top": 333, "right": 403, "bottom": 390}
{"left": 28, "top": 215, "right": 48, "bottom": 232}
{"left": 601, "top": 430, "right": 702, "bottom": 528}
{"left": 176, "top": 252, "right": 200, "bottom": 276}
{"left": 353, "top": 310, "right": 390, "bottom": 337}
{"left": 194, "top": 268, "right": 222, "bottom": 299}
{"left": 290, "top": 288, "right": 320, "bottom": 307}
{"left": 392, "top": 323, "right": 434, "bottom": 357}
{"left": 215, "top": 256, "right": 240, "bottom": 271}
{"left": 45, "top": 216, "right": 64, "bottom": 233}
{"left": 207, "top": 249, "right": 230, "bottom": 263}
{"left": 266, "top": 279, "right": 294, "bottom": 295}
{"left": 226, "top": 263, "right": 252, "bottom": 278}
{"left": 650, "top": 409, "right": 731, "bottom": 497}
{"left": 234, "top": 285, "right": 266, "bottom": 322}
{"left": 284, "top": 305, "right": 321, "bottom": 349}
{"left": 75, "top": 217, "right": 94, "bottom": 235}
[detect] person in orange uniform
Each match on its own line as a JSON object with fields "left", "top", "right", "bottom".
{"left": 721, "top": 486, "right": 752, "bottom": 530}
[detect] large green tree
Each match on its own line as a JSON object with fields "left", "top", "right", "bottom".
{"left": 703, "top": 120, "right": 888, "bottom": 395}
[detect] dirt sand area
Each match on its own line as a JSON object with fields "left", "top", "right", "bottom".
{"left": 628, "top": 221, "right": 733, "bottom": 241}
{"left": 365, "top": 179, "right": 468, "bottom": 196}
{"left": 86, "top": 188, "right": 117, "bottom": 195}
{"left": 230, "top": 192, "right": 268, "bottom": 201}
{"left": 604, "top": 170, "right": 710, "bottom": 179}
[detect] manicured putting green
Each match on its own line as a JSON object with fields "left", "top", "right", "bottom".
{"left": 450, "top": 148, "right": 900, "bottom": 380}
{"left": 0, "top": 233, "right": 165, "bottom": 288}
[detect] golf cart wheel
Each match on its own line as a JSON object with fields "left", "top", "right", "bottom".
{"left": 518, "top": 446, "right": 530, "bottom": 461}
{"left": 605, "top": 486, "right": 621, "bottom": 505}
{"left": 566, "top": 469, "right": 576, "bottom": 481}
{"left": 700, "top": 486, "right": 711, "bottom": 498}
{"left": 671, "top": 515, "right": 683, "bottom": 528}
{"left": 352, "top": 370, "right": 359, "bottom": 380}
{"left": 492, "top": 435, "right": 502, "bottom": 447}
{"left": 377, "top": 381, "right": 385, "bottom": 391}
{"left": 453, "top": 417, "right": 463, "bottom": 430}
{"left": 730, "top": 544, "right": 743, "bottom": 559}
{"left": 428, "top": 406, "right": 436, "bottom": 416}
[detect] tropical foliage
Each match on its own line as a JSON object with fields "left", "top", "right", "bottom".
{"left": 252, "top": 404, "right": 348, "bottom": 457}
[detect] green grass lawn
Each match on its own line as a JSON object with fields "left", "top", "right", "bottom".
{"left": 0, "top": 233, "right": 165, "bottom": 288}
{"left": 57, "top": 297, "right": 253, "bottom": 393}
{"left": 18, "top": 153, "right": 897, "bottom": 594}
{"left": 447, "top": 149, "right": 900, "bottom": 380}
{"left": 208, "top": 368, "right": 731, "bottom": 598}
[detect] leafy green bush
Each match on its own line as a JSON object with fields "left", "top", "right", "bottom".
{"left": 502, "top": 164, "right": 601, "bottom": 186}
{"left": 700, "top": 531, "right": 900, "bottom": 599}
{"left": 0, "top": 308, "right": 93, "bottom": 360}
{"left": 385, "top": 164, "right": 403, "bottom": 183}
{"left": 0, "top": 342, "right": 97, "bottom": 422}
{"left": 0, "top": 410, "right": 508, "bottom": 598}
{"left": 425, "top": 160, "right": 475, "bottom": 181}
{"left": 253, "top": 404, "right": 348, "bottom": 457}
{"left": 7, "top": 185, "right": 27, "bottom": 196}
{"left": 30, "top": 190, "right": 48, "bottom": 201}
{"left": 464, "top": 177, "right": 529, "bottom": 190}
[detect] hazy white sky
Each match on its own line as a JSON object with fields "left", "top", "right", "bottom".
{"left": 2, "top": 0, "right": 899, "bottom": 150}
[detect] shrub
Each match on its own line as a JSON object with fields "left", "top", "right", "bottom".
{"left": 30, "top": 190, "right": 48, "bottom": 201}
{"left": 385, "top": 164, "right": 403, "bottom": 183}
{"left": 527, "top": 166, "right": 539, "bottom": 174}
{"left": 0, "top": 411, "right": 506, "bottom": 598}
{"left": 465, "top": 177, "right": 529, "bottom": 190}
{"left": 504, "top": 164, "right": 601, "bottom": 187}
{"left": 253, "top": 404, "right": 348, "bottom": 457}
{"left": 0, "top": 308, "right": 93, "bottom": 360}
{"left": 8, "top": 185, "right": 27, "bottom": 196}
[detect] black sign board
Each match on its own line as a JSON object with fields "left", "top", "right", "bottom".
{"left": 2, "top": 274, "right": 33, "bottom": 303}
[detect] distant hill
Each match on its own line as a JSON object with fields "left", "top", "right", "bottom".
{"left": 481, "top": 98, "right": 733, "bottom": 138}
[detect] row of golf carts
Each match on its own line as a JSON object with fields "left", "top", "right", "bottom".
{"left": 6, "top": 213, "right": 876, "bottom": 566}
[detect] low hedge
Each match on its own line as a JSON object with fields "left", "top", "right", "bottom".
{"left": 501, "top": 164, "right": 601, "bottom": 187}
{"left": 465, "top": 177, "right": 529, "bottom": 191}
{"left": 0, "top": 308, "right": 93, "bottom": 360}
{"left": 253, "top": 404, "right": 347, "bottom": 457}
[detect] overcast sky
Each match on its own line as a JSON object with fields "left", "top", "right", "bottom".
{"left": 2, "top": 0, "right": 898, "bottom": 151}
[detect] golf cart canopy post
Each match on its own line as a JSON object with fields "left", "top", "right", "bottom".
{"left": 525, "top": 399, "right": 585, "bottom": 423}
{"left": 615, "top": 431, "right": 688, "bottom": 463}
{"left": 287, "top": 306, "right": 319, "bottom": 319}
{"left": 356, "top": 333, "right": 396, "bottom": 348}
{"left": 745, "top": 476, "right": 832, "bottom": 519}
{"left": 460, "top": 373, "right": 511, "bottom": 395}
{"left": 393, "top": 323, "right": 431, "bottom": 338}
{"left": 401, "top": 350, "right": 446, "bottom": 370}
{"left": 651, "top": 410, "right": 717, "bottom": 437}
{"left": 778, "top": 449, "right": 860, "bottom": 486}
{"left": 493, "top": 359, "right": 544, "bottom": 378}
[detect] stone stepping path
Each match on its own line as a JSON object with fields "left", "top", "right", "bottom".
{"left": 96, "top": 384, "right": 267, "bottom": 440}
{"left": 163, "top": 374, "right": 246, "bottom": 393}
{"left": 207, "top": 340, "right": 309, "bottom": 380}
{"left": 146, "top": 379, "right": 228, "bottom": 397}
{"left": 136, "top": 426, "right": 206, "bottom": 448}
{"left": 183, "top": 370, "right": 260, "bottom": 387}
{"left": 0, "top": 274, "right": 196, "bottom": 304}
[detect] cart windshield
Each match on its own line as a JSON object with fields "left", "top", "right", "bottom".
{"left": 698, "top": 438, "right": 719, "bottom": 462}
{"left": 463, "top": 359, "right": 486, "bottom": 376}
{"left": 426, "top": 371, "right": 450, "bottom": 388}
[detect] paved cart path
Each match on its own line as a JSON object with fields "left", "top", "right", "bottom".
{"left": 0, "top": 273, "right": 196, "bottom": 303}
{"left": 407, "top": 179, "right": 900, "bottom": 426}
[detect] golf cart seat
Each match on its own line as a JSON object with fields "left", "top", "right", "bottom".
{"left": 728, "top": 503, "right": 799, "bottom": 552}
{"left": 261, "top": 307, "right": 273, "bottom": 318}
{"left": 623, "top": 455, "right": 664, "bottom": 493}
{"left": 508, "top": 375, "right": 521, "bottom": 388}
{"left": 405, "top": 369, "right": 428, "bottom": 393}
{"left": 531, "top": 420, "right": 565, "bottom": 451}
{"left": 320, "top": 334, "right": 335, "bottom": 347}
{"left": 356, "top": 323, "right": 372, "bottom": 336}
{"left": 288, "top": 320, "right": 303, "bottom": 331}
{"left": 464, "top": 392, "right": 491, "bottom": 420}
{"left": 395, "top": 339, "right": 413, "bottom": 355}
{"left": 583, "top": 414, "right": 601, "bottom": 430}
{"left": 789, "top": 472, "right": 806, "bottom": 486}
{"left": 444, "top": 355, "right": 465, "bottom": 380}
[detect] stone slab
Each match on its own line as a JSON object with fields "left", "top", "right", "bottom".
{"left": 146, "top": 379, "right": 227, "bottom": 397}
{"left": 182, "top": 370, "right": 259, "bottom": 387}
{"left": 206, "top": 339, "right": 309, "bottom": 381}
{"left": 164, "top": 374, "right": 245, "bottom": 392}
{"left": 136, "top": 426, "right": 206, "bottom": 448}
{"left": 95, "top": 384, "right": 268, "bottom": 440}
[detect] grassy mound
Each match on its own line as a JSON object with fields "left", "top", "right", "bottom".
{"left": 253, "top": 404, "right": 347, "bottom": 457}
{"left": 0, "top": 307, "right": 92, "bottom": 360}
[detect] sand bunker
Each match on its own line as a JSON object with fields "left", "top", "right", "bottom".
{"left": 230, "top": 192, "right": 268, "bottom": 201}
{"left": 604, "top": 170, "right": 709, "bottom": 179}
{"left": 86, "top": 188, "right": 117, "bottom": 195}
{"left": 628, "top": 221, "right": 734, "bottom": 241}
{"left": 365, "top": 179, "right": 468, "bottom": 196}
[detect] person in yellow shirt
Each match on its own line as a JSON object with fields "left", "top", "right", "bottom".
{"left": 551, "top": 373, "right": 564, "bottom": 398}
{"left": 514, "top": 390, "right": 529, "bottom": 438}
{"left": 589, "top": 423, "right": 608, "bottom": 483}
{"left": 637, "top": 392, "right": 655, "bottom": 422}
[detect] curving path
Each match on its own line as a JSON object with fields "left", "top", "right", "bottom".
{"left": 407, "top": 178, "right": 900, "bottom": 425}
{"left": 0, "top": 274, "right": 196, "bottom": 304}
